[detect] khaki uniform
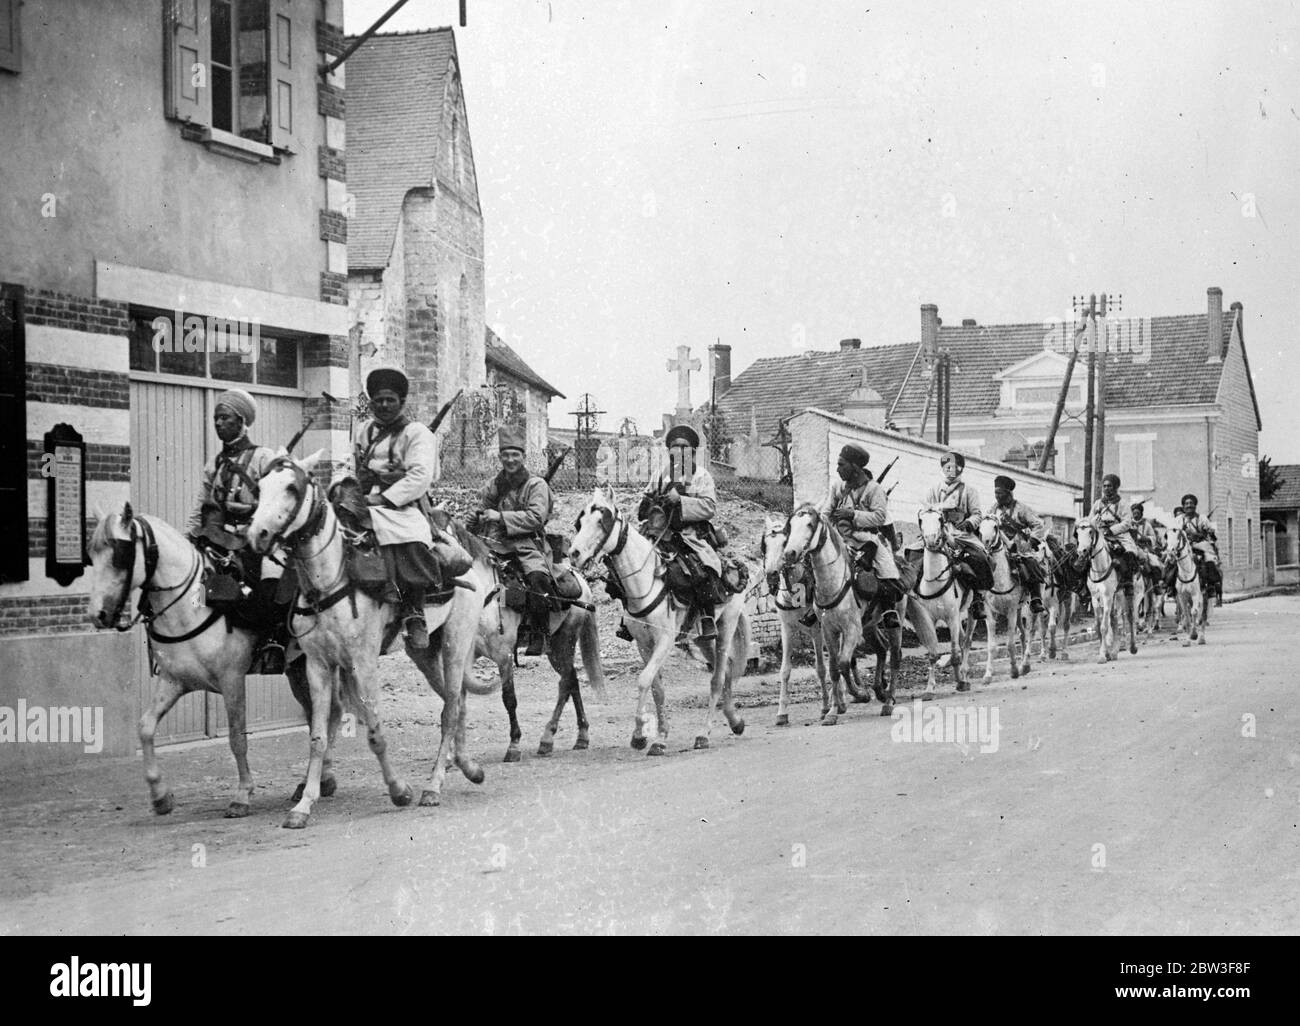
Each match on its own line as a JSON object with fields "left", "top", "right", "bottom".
{"left": 343, "top": 418, "right": 437, "bottom": 548}
{"left": 642, "top": 466, "right": 722, "bottom": 576}
{"left": 188, "top": 435, "right": 276, "bottom": 540}
{"left": 1090, "top": 496, "right": 1146, "bottom": 560}
{"left": 818, "top": 479, "right": 900, "bottom": 580}
{"left": 479, "top": 472, "right": 554, "bottom": 576}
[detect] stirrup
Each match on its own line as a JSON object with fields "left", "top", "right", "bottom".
{"left": 696, "top": 615, "right": 717, "bottom": 640}
{"left": 797, "top": 609, "right": 818, "bottom": 628}
{"left": 522, "top": 626, "right": 546, "bottom": 657}
{"left": 615, "top": 621, "right": 633, "bottom": 642}
{"left": 879, "top": 609, "right": 900, "bottom": 631}
{"left": 255, "top": 641, "right": 286, "bottom": 675}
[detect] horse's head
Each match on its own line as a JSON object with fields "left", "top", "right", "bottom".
{"left": 780, "top": 505, "right": 821, "bottom": 566}
{"left": 247, "top": 449, "right": 325, "bottom": 554}
{"left": 1074, "top": 520, "right": 1100, "bottom": 569}
{"left": 86, "top": 503, "right": 142, "bottom": 629}
{"left": 569, "top": 485, "right": 620, "bottom": 570}
{"left": 977, "top": 516, "right": 1001, "bottom": 549}
{"left": 760, "top": 516, "right": 789, "bottom": 576}
{"left": 917, "top": 506, "right": 948, "bottom": 551}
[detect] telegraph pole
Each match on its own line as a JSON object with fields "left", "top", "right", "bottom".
{"left": 1081, "top": 295, "right": 1097, "bottom": 512}
{"left": 1093, "top": 293, "right": 1110, "bottom": 502}
{"left": 1072, "top": 292, "right": 1122, "bottom": 510}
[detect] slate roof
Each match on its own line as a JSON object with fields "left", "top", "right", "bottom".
{"left": 345, "top": 29, "right": 458, "bottom": 270}
{"left": 486, "top": 327, "right": 564, "bottom": 398}
{"left": 1261, "top": 465, "right": 1300, "bottom": 510}
{"left": 717, "top": 307, "right": 1260, "bottom": 441}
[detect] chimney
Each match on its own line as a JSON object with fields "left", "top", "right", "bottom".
{"left": 962, "top": 318, "right": 977, "bottom": 327}
{"left": 921, "top": 304, "right": 939, "bottom": 362}
{"left": 1206, "top": 287, "right": 1223, "bottom": 363}
{"left": 1230, "top": 301, "right": 1244, "bottom": 346}
{"left": 839, "top": 338, "right": 862, "bottom": 351}
{"left": 709, "top": 343, "right": 732, "bottom": 399}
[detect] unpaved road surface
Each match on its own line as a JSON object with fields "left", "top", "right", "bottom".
{"left": 2, "top": 596, "right": 1298, "bottom": 935}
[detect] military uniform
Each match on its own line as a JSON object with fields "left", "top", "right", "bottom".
{"left": 990, "top": 490, "right": 1048, "bottom": 610}
{"left": 818, "top": 478, "right": 901, "bottom": 581}
{"left": 1089, "top": 494, "right": 1146, "bottom": 562}
{"left": 640, "top": 464, "right": 723, "bottom": 577}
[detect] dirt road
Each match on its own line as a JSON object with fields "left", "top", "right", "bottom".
{"left": 2, "top": 596, "right": 1297, "bottom": 935}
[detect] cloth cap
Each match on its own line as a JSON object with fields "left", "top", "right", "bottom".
{"left": 993, "top": 475, "right": 1016, "bottom": 492}
{"left": 940, "top": 451, "right": 965, "bottom": 470}
{"left": 498, "top": 423, "right": 527, "bottom": 453}
{"left": 365, "top": 367, "right": 409, "bottom": 401}
{"left": 1130, "top": 501, "right": 1145, "bottom": 512}
{"left": 664, "top": 424, "right": 700, "bottom": 449}
{"left": 1102, "top": 473, "right": 1121, "bottom": 487}
{"left": 214, "top": 388, "right": 257, "bottom": 426}
{"left": 838, "top": 443, "right": 869, "bottom": 469}
{"left": 1181, "top": 493, "right": 1198, "bottom": 506}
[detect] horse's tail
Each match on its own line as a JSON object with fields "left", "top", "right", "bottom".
{"left": 731, "top": 609, "right": 752, "bottom": 674}
{"left": 577, "top": 605, "right": 607, "bottom": 702}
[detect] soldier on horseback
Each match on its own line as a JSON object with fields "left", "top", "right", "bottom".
{"left": 188, "top": 388, "right": 289, "bottom": 673}
{"left": 990, "top": 474, "right": 1047, "bottom": 615}
{"left": 1089, "top": 474, "right": 1150, "bottom": 587}
{"left": 636, "top": 424, "right": 728, "bottom": 640}
{"left": 1165, "top": 493, "right": 1222, "bottom": 603}
{"left": 341, "top": 367, "right": 444, "bottom": 649}
{"left": 810, "top": 443, "right": 903, "bottom": 630}
{"left": 924, "top": 451, "right": 992, "bottom": 619}
{"left": 472, "top": 424, "right": 556, "bottom": 657}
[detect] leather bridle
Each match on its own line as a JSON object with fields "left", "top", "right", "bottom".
{"left": 103, "top": 517, "right": 202, "bottom": 633}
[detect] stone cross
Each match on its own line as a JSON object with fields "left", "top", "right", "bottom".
{"left": 666, "top": 345, "right": 701, "bottom": 418}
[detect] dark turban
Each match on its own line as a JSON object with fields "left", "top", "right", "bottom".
{"left": 1103, "top": 473, "right": 1120, "bottom": 488}
{"left": 1181, "top": 493, "right": 1198, "bottom": 507}
{"left": 993, "top": 475, "right": 1016, "bottom": 492}
{"left": 366, "top": 367, "right": 409, "bottom": 401}
{"left": 839, "top": 443, "right": 869, "bottom": 469}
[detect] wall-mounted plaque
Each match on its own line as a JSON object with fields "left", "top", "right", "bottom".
{"left": 45, "top": 423, "right": 86, "bottom": 587}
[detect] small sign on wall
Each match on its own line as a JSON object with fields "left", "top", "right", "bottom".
{"left": 44, "top": 423, "right": 86, "bottom": 587}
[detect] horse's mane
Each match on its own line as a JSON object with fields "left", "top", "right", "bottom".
{"left": 449, "top": 516, "right": 492, "bottom": 563}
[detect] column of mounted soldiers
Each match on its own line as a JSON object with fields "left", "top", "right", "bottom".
{"left": 187, "top": 369, "right": 1225, "bottom": 675}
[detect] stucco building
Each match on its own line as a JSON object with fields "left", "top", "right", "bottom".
{"left": 0, "top": 0, "right": 350, "bottom": 764}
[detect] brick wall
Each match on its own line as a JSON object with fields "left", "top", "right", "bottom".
{"left": 318, "top": 82, "right": 345, "bottom": 119}
{"left": 25, "top": 290, "right": 130, "bottom": 335}
{"left": 319, "top": 210, "right": 347, "bottom": 244}
{"left": 26, "top": 364, "right": 130, "bottom": 408}
{"left": 320, "top": 271, "right": 347, "bottom": 306}
{"left": 316, "top": 19, "right": 346, "bottom": 58}
{"left": 318, "top": 145, "right": 346, "bottom": 181}
{"left": 0, "top": 594, "right": 92, "bottom": 637}
{"left": 27, "top": 440, "right": 129, "bottom": 481}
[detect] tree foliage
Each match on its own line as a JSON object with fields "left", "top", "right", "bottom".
{"left": 1260, "top": 455, "right": 1285, "bottom": 501}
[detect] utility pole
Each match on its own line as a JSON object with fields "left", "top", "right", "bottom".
{"left": 1093, "top": 293, "right": 1110, "bottom": 502}
{"left": 1081, "top": 295, "right": 1097, "bottom": 513}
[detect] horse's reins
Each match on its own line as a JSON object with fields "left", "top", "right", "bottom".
{"left": 914, "top": 510, "right": 963, "bottom": 600}
{"left": 1078, "top": 527, "right": 1118, "bottom": 584}
{"left": 1168, "top": 530, "right": 1200, "bottom": 585}
{"left": 582, "top": 503, "right": 669, "bottom": 619}
{"left": 786, "top": 511, "right": 853, "bottom": 611}
{"left": 108, "top": 518, "right": 211, "bottom": 640}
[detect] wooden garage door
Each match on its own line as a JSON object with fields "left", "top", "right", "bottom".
{"left": 129, "top": 379, "right": 308, "bottom": 745}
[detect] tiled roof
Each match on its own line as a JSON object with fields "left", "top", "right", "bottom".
{"left": 1262, "top": 464, "right": 1300, "bottom": 510}
{"left": 345, "top": 30, "right": 457, "bottom": 270}
{"left": 486, "top": 327, "right": 564, "bottom": 398}
{"left": 718, "top": 308, "right": 1256, "bottom": 441}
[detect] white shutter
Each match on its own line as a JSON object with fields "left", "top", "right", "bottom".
{"left": 268, "top": 0, "right": 299, "bottom": 152}
{"left": 166, "top": 0, "right": 212, "bottom": 125}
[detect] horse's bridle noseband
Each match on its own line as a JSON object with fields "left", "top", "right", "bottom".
{"left": 260, "top": 457, "right": 329, "bottom": 553}
{"left": 103, "top": 517, "right": 201, "bottom": 632}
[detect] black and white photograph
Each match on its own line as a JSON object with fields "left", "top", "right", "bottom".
{"left": 1, "top": 0, "right": 1297, "bottom": 961}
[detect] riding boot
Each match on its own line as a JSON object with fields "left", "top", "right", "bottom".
{"left": 403, "top": 587, "right": 429, "bottom": 649}
{"left": 1029, "top": 582, "right": 1045, "bottom": 616}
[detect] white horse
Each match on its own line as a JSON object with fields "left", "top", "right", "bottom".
{"left": 976, "top": 517, "right": 1030, "bottom": 683}
{"left": 450, "top": 519, "right": 606, "bottom": 761}
{"left": 759, "top": 516, "right": 828, "bottom": 727}
{"left": 86, "top": 504, "right": 312, "bottom": 818}
{"left": 248, "top": 452, "right": 486, "bottom": 827}
{"left": 569, "top": 486, "right": 750, "bottom": 754}
{"left": 1164, "top": 521, "right": 1206, "bottom": 647}
{"left": 912, "top": 507, "right": 975, "bottom": 693}
{"left": 779, "top": 506, "right": 862, "bottom": 726}
{"left": 1074, "top": 521, "right": 1120, "bottom": 663}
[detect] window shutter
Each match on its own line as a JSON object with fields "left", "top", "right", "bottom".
{"left": 166, "top": 0, "right": 212, "bottom": 125}
{"left": 268, "top": 1, "right": 300, "bottom": 152}
{"left": 0, "top": 284, "right": 28, "bottom": 583}
{"left": 0, "top": 0, "right": 21, "bottom": 74}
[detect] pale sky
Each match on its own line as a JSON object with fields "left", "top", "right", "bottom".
{"left": 347, "top": 0, "right": 1300, "bottom": 461}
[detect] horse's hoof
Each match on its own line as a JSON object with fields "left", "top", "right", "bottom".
{"left": 1060, "top": 653, "right": 1070, "bottom": 662}
{"left": 291, "top": 783, "right": 305, "bottom": 802}
{"left": 464, "top": 765, "right": 486, "bottom": 785}
{"left": 391, "top": 784, "right": 414, "bottom": 807}
{"left": 573, "top": 737, "right": 589, "bottom": 751}
{"left": 536, "top": 741, "right": 554, "bottom": 757}
{"left": 694, "top": 736, "right": 710, "bottom": 750}
{"left": 504, "top": 748, "right": 522, "bottom": 763}
{"left": 1097, "top": 656, "right": 1108, "bottom": 665}
{"left": 647, "top": 742, "right": 667, "bottom": 757}
{"left": 821, "top": 714, "right": 838, "bottom": 727}
{"left": 152, "top": 792, "right": 175, "bottom": 816}
{"left": 418, "top": 790, "right": 441, "bottom": 807}
{"left": 1197, "top": 637, "right": 1206, "bottom": 646}
{"left": 1129, "top": 644, "right": 1137, "bottom": 655}
{"left": 880, "top": 703, "right": 894, "bottom": 717}
{"left": 224, "top": 801, "right": 250, "bottom": 819}
{"left": 1181, "top": 639, "right": 1190, "bottom": 647}
{"left": 282, "top": 811, "right": 310, "bottom": 830}
{"left": 731, "top": 720, "right": 745, "bottom": 736}
{"left": 982, "top": 673, "right": 995, "bottom": 685}
{"left": 956, "top": 681, "right": 971, "bottom": 693}
{"left": 921, "top": 691, "right": 935, "bottom": 702}
{"left": 775, "top": 713, "right": 790, "bottom": 727}
{"left": 630, "top": 735, "right": 648, "bottom": 751}
{"left": 319, "top": 776, "right": 337, "bottom": 798}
